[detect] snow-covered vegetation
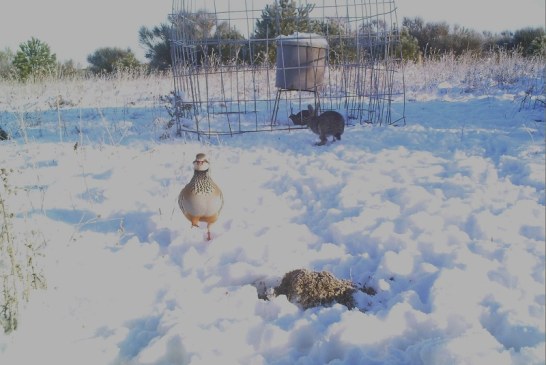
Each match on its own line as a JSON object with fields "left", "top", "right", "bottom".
{"left": 0, "top": 53, "right": 544, "bottom": 364}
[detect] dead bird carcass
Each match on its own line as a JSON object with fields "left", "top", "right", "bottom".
{"left": 274, "top": 269, "right": 357, "bottom": 309}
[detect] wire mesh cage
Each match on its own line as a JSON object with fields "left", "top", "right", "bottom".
{"left": 169, "top": 0, "right": 405, "bottom": 137}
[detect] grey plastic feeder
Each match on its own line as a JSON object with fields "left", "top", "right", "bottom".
{"left": 275, "top": 33, "right": 328, "bottom": 91}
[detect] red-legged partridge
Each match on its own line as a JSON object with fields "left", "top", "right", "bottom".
{"left": 178, "top": 153, "right": 224, "bottom": 240}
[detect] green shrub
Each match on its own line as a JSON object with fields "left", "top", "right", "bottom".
{"left": 12, "top": 38, "right": 57, "bottom": 81}
{"left": 87, "top": 47, "right": 141, "bottom": 74}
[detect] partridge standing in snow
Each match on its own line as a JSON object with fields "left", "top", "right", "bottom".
{"left": 178, "top": 153, "right": 224, "bottom": 240}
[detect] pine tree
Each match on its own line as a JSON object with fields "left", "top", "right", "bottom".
{"left": 398, "top": 28, "right": 420, "bottom": 61}
{"left": 139, "top": 23, "right": 172, "bottom": 71}
{"left": 12, "top": 38, "right": 57, "bottom": 81}
{"left": 252, "top": 0, "right": 316, "bottom": 64}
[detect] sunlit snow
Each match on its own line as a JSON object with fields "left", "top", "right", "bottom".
{"left": 0, "top": 62, "right": 544, "bottom": 365}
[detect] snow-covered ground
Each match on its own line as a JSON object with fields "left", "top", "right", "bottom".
{"left": 0, "top": 60, "right": 544, "bottom": 365}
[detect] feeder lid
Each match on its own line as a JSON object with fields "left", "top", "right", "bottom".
{"left": 276, "top": 32, "right": 328, "bottom": 48}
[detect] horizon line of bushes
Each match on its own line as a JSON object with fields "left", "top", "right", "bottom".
{"left": 0, "top": 1, "right": 544, "bottom": 82}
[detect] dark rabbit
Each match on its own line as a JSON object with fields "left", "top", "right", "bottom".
{"left": 306, "top": 104, "right": 345, "bottom": 146}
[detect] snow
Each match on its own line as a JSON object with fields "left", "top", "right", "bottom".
{"left": 277, "top": 33, "right": 329, "bottom": 48}
{"left": 0, "top": 65, "right": 544, "bottom": 365}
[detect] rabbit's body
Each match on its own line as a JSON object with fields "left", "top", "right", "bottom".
{"left": 306, "top": 105, "right": 345, "bottom": 146}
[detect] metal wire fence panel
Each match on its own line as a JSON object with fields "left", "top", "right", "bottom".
{"left": 170, "top": 0, "right": 406, "bottom": 137}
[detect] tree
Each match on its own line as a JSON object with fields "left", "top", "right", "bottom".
{"left": 254, "top": 0, "right": 315, "bottom": 39}
{"left": 252, "top": 0, "right": 316, "bottom": 63}
{"left": 529, "top": 34, "right": 546, "bottom": 57}
{"left": 315, "top": 17, "right": 353, "bottom": 65}
{"left": 142, "top": 11, "right": 238, "bottom": 69}
{"left": 482, "top": 31, "right": 513, "bottom": 53}
{"left": 139, "top": 23, "right": 172, "bottom": 71}
{"left": 87, "top": 47, "right": 140, "bottom": 74}
{"left": 57, "top": 59, "right": 83, "bottom": 78}
{"left": 448, "top": 25, "right": 483, "bottom": 55}
{"left": 513, "top": 27, "right": 546, "bottom": 56}
{"left": 144, "top": 12, "right": 208, "bottom": 69}
{"left": 210, "top": 22, "right": 246, "bottom": 64}
{"left": 359, "top": 19, "right": 391, "bottom": 60}
{"left": 0, "top": 48, "right": 15, "bottom": 79}
{"left": 421, "top": 21, "right": 451, "bottom": 55}
{"left": 403, "top": 17, "right": 426, "bottom": 52}
{"left": 162, "top": 10, "right": 246, "bottom": 67}
{"left": 12, "top": 38, "right": 57, "bottom": 81}
{"left": 398, "top": 28, "right": 420, "bottom": 61}
{"left": 402, "top": 17, "right": 484, "bottom": 56}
